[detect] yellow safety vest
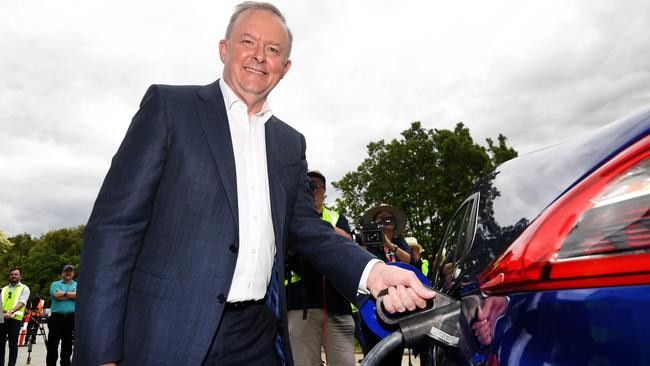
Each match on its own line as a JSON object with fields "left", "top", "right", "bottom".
{"left": 321, "top": 207, "right": 339, "bottom": 227}
{"left": 1, "top": 284, "right": 27, "bottom": 321}
{"left": 421, "top": 259, "right": 430, "bottom": 277}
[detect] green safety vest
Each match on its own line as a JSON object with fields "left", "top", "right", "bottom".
{"left": 1, "top": 284, "right": 27, "bottom": 321}
{"left": 421, "top": 258, "right": 430, "bottom": 277}
{"left": 285, "top": 207, "right": 340, "bottom": 286}
{"left": 321, "top": 207, "right": 339, "bottom": 227}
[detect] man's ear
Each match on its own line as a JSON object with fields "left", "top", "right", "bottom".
{"left": 219, "top": 39, "right": 228, "bottom": 63}
{"left": 281, "top": 59, "right": 292, "bottom": 79}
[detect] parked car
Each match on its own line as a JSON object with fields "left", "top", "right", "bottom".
{"left": 427, "top": 108, "right": 650, "bottom": 365}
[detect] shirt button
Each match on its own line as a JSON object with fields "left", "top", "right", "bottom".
{"left": 229, "top": 244, "right": 239, "bottom": 254}
{"left": 217, "top": 294, "right": 226, "bottom": 304}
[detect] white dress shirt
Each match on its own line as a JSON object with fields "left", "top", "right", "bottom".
{"left": 221, "top": 79, "right": 276, "bottom": 302}
{"left": 219, "top": 79, "right": 379, "bottom": 302}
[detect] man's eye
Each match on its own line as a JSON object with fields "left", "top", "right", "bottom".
{"left": 266, "top": 46, "right": 279, "bottom": 54}
{"left": 242, "top": 39, "right": 254, "bottom": 46}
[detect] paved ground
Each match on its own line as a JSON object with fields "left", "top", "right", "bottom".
{"left": 5, "top": 327, "right": 422, "bottom": 366}
{"left": 355, "top": 351, "right": 422, "bottom": 365}
{"left": 11, "top": 333, "right": 47, "bottom": 366}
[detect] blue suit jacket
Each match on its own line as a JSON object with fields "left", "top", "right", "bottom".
{"left": 74, "top": 81, "right": 375, "bottom": 365}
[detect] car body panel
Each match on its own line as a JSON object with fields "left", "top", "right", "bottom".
{"left": 429, "top": 109, "right": 650, "bottom": 365}
{"left": 485, "top": 285, "right": 650, "bottom": 366}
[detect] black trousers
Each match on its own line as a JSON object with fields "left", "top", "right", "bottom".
{"left": 202, "top": 304, "right": 280, "bottom": 366}
{"left": 47, "top": 312, "right": 75, "bottom": 366}
{"left": 0, "top": 318, "right": 22, "bottom": 366}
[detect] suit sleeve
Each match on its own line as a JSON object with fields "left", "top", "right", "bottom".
{"left": 287, "top": 135, "right": 375, "bottom": 307}
{"left": 75, "top": 85, "right": 168, "bottom": 365}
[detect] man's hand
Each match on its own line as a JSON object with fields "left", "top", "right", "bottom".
{"left": 471, "top": 296, "right": 508, "bottom": 346}
{"left": 366, "top": 262, "right": 435, "bottom": 313}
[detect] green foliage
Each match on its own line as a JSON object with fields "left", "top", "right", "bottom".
{"left": 332, "top": 122, "right": 517, "bottom": 260}
{"left": 0, "top": 226, "right": 83, "bottom": 301}
{"left": 486, "top": 134, "right": 518, "bottom": 166}
{"left": 0, "top": 233, "right": 36, "bottom": 272}
{"left": 0, "top": 231, "right": 14, "bottom": 254}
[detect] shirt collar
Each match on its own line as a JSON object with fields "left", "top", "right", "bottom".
{"left": 219, "top": 78, "right": 273, "bottom": 117}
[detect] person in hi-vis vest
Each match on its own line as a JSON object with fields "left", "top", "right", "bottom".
{"left": 0, "top": 268, "right": 31, "bottom": 366}
{"left": 286, "top": 170, "right": 356, "bottom": 366}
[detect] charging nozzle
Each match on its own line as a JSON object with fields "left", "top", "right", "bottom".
{"left": 376, "top": 287, "right": 461, "bottom": 348}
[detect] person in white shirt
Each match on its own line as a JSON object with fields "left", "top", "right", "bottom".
{"left": 74, "top": 2, "right": 434, "bottom": 366}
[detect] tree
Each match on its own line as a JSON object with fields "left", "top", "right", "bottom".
{"left": 332, "top": 122, "right": 517, "bottom": 259}
{"left": 486, "top": 133, "right": 518, "bottom": 167}
{"left": 0, "top": 230, "right": 13, "bottom": 254}
{"left": 0, "top": 233, "right": 37, "bottom": 273}
{"left": 0, "top": 227, "right": 84, "bottom": 301}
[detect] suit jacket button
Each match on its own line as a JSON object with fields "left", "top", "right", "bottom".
{"left": 229, "top": 244, "right": 238, "bottom": 254}
{"left": 217, "top": 294, "right": 226, "bottom": 304}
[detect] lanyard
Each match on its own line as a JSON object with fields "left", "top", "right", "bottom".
{"left": 386, "top": 251, "right": 396, "bottom": 262}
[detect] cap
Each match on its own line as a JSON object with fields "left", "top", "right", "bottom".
{"left": 307, "top": 170, "right": 326, "bottom": 186}
{"left": 62, "top": 264, "right": 74, "bottom": 272}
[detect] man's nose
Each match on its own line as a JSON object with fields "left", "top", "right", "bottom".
{"left": 252, "top": 46, "right": 265, "bottom": 63}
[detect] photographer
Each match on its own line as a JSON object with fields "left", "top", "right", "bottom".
{"left": 361, "top": 205, "right": 412, "bottom": 264}
{"left": 358, "top": 205, "right": 413, "bottom": 365}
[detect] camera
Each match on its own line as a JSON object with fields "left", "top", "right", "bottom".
{"left": 357, "top": 215, "right": 395, "bottom": 246}
{"left": 358, "top": 223, "right": 385, "bottom": 246}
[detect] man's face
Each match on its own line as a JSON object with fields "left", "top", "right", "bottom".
{"left": 219, "top": 9, "right": 292, "bottom": 111}
{"left": 309, "top": 177, "right": 325, "bottom": 206}
{"left": 8, "top": 270, "right": 20, "bottom": 285}
{"left": 62, "top": 270, "right": 74, "bottom": 281}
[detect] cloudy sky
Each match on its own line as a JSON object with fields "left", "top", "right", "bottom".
{"left": 1, "top": 0, "right": 649, "bottom": 237}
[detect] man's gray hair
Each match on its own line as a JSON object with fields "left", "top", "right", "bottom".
{"left": 225, "top": 1, "right": 293, "bottom": 57}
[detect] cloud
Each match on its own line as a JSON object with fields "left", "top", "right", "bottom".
{"left": 1, "top": 0, "right": 649, "bottom": 236}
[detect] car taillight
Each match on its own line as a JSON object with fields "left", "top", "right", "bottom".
{"left": 480, "top": 135, "right": 650, "bottom": 295}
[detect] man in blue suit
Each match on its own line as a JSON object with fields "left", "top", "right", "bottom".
{"left": 74, "top": 2, "right": 434, "bottom": 365}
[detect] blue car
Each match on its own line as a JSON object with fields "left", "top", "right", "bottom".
{"left": 427, "top": 109, "right": 650, "bottom": 365}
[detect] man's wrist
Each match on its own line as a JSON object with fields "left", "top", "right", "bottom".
{"left": 358, "top": 259, "right": 384, "bottom": 295}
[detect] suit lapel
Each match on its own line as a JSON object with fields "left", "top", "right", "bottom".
{"left": 265, "top": 119, "right": 290, "bottom": 363}
{"left": 196, "top": 81, "right": 239, "bottom": 229}
{"left": 265, "top": 118, "right": 287, "bottom": 252}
